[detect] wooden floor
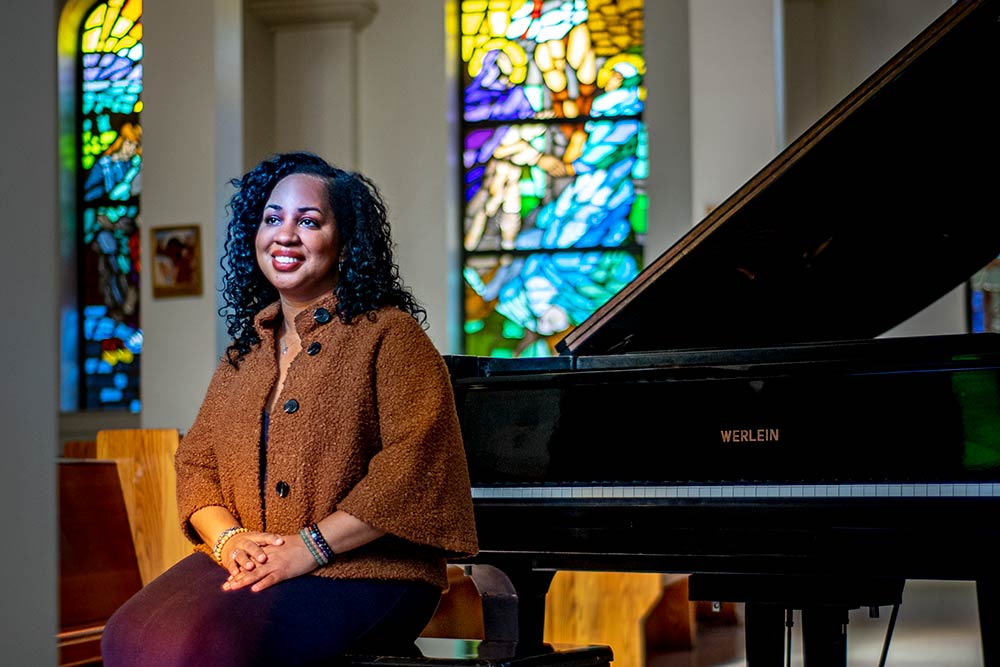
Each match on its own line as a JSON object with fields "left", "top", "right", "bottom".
{"left": 647, "top": 580, "right": 984, "bottom": 667}
{"left": 72, "top": 579, "right": 983, "bottom": 667}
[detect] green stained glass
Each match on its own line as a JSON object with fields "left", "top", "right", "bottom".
{"left": 629, "top": 192, "right": 648, "bottom": 235}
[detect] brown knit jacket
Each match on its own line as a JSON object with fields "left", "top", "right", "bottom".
{"left": 175, "top": 294, "right": 479, "bottom": 590}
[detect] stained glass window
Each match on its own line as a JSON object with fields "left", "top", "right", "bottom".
{"left": 460, "top": 0, "right": 646, "bottom": 357}
{"left": 970, "top": 257, "right": 1000, "bottom": 334}
{"left": 74, "top": 0, "right": 143, "bottom": 411}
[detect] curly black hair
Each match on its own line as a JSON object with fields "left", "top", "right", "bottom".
{"left": 219, "top": 151, "right": 426, "bottom": 365}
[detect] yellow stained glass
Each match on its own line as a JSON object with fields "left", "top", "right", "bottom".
{"left": 462, "top": 13, "right": 484, "bottom": 36}
{"left": 85, "top": 5, "right": 106, "bottom": 30}
{"left": 100, "top": 14, "right": 116, "bottom": 45}
{"left": 82, "top": 1, "right": 142, "bottom": 54}
{"left": 121, "top": 0, "right": 141, "bottom": 21}
{"left": 111, "top": 16, "right": 132, "bottom": 37}
{"left": 468, "top": 38, "right": 528, "bottom": 84}
{"left": 82, "top": 26, "right": 101, "bottom": 53}
{"left": 487, "top": 10, "right": 509, "bottom": 36}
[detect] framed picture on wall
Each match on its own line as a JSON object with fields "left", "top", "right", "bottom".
{"left": 151, "top": 224, "right": 203, "bottom": 298}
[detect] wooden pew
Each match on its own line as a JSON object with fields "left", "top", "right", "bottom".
{"left": 95, "top": 428, "right": 190, "bottom": 585}
{"left": 57, "top": 429, "right": 190, "bottom": 665}
{"left": 57, "top": 459, "right": 143, "bottom": 667}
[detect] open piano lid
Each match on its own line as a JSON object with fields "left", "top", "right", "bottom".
{"left": 557, "top": 0, "right": 1000, "bottom": 357}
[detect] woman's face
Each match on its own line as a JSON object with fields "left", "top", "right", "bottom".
{"left": 255, "top": 173, "right": 340, "bottom": 305}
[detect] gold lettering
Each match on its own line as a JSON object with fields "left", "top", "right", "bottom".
{"left": 719, "top": 428, "right": 780, "bottom": 443}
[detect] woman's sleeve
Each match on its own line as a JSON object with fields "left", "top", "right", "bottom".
{"left": 337, "top": 315, "right": 479, "bottom": 557}
{"left": 174, "top": 360, "right": 237, "bottom": 544}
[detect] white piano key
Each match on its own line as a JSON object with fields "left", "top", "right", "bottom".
{"left": 469, "top": 482, "right": 1000, "bottom": 500}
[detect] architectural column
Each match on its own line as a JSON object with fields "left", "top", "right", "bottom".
{"left": 1, "top": 0, "right": 58, "bottom": 662}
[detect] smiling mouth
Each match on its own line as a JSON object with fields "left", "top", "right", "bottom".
{"left": 273, "top": 255, "right": 302, "bottom": 265}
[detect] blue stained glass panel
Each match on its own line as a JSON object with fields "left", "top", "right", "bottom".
{"left": 970, "top": 257, "right": 1000, "bottom": 334}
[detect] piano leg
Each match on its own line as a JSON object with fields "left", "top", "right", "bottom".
{"left": 978, "top": 577, "right": 999, "bottom": 667}
{"left": 801, "top": 606, "right": 848, "bottom": 667}
{"left": 725, "top": 602, "right": 851, "bottom": 667}
{"left": 743, "top": 603, "right": 786, "bottom": 667}
{"left": 690, "top": 574, "right": 902, "bottom": 667}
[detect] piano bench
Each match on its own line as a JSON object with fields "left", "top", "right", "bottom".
{"left": 340, "top": 638, "right": 613, "bottom": 667}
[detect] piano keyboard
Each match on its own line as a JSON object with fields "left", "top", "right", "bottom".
{"left": 472, "top": 482, "right": 1000, "bottom": 499}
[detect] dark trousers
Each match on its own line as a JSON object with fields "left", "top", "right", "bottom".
{"left": 101, "top": 553, "right": 441, "bottom": 666}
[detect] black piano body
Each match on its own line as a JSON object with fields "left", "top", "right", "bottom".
{"left": 445, "top": 1, "right": 1000, "bottom": 665}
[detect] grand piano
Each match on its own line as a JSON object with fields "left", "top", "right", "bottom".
{"left": 444, "top": 1, "right": 1000, "bottom": 665}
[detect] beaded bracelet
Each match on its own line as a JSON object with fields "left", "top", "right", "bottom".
{"left": 299, "top": 528, "right": 328, "bottom": 566}
{"left": 212, "top": 526, "right": 248, "bottom": 564}
{"left": 307, "top": 522, "right": 336, "bottom": 564}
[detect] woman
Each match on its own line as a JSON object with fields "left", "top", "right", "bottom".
{"left": 102, "top": 152, "right": 478, "bottom": 666}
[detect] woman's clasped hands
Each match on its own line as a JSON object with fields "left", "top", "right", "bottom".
{"left": 219, "top": 531, "right": 318, "bottom": 593}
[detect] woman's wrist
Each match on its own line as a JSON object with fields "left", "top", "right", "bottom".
{"left": 212, "top": 526, "right": 248, "bottom": 564}
{"left": 299, "top": 523, "right": 336, "bottom": 567}
{"left": 307, "top": 522, "right": 335, "bottom": 563}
